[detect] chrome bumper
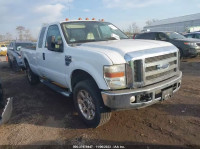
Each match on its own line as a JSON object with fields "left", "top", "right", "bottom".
{"left": 101, "top": 71, "right": 182, "bottom": 110}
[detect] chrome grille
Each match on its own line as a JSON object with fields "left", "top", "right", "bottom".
{"left": 144, "top": 52, "right": 178, "bottom": 85}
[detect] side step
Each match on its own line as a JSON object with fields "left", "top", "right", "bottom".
{"left": 40, "top": 79, "right": 72, "bottom": 97}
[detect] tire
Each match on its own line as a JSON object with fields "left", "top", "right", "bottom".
{"left": 25, "top": 61, "right": 39, "bottom": 85}
{"left": 8, "top": 56, "right": 12, "bottom": 68}
{"left": 73, "top": 79, "right": 111, "bottom": 128}
{"left": 12, "top": 58, "right": 20, "bottom": 72}
{"left": 179, "top": 48, "right": 184, "bottom": 59}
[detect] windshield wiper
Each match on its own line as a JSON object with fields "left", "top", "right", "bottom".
{"left": 71, "top": 40, "right": 97, "bottom": 43}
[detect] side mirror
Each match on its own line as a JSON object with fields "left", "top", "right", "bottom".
{"left": 47, "top": 36, "right": 63, "bottom": 52}
{"left": 16, "top": 46, "right": 21, "bottom": 51}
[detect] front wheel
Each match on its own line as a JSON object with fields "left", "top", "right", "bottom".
{"left": 25, "top": 62, "right": 39, "bottom": 85}
{"left": 73, "top": 80, "right": 111, "bottom": 128}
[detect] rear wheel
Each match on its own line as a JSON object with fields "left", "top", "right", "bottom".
{"left": 25, "top": 62, "right": 39, "bottom": 85}
{"left": 73, "top": 79, "right": 111, "bottom": 128}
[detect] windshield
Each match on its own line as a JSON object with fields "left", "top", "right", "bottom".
{"left": 61, "top": 21, "right": 129, "bottom": 44}
{"left": 166, "top": 32, "right": 186, "bottom": 40}
{"left": 16, "top": 43, "right": 36, "bottom": 50}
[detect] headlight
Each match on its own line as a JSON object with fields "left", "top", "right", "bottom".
{"left": 184, "top": 42, "right": 197, "bottom": 47}
{"left": 104, "top": 64, "right": 126, "bottom": 89}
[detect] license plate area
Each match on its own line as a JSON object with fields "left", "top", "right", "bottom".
{"left": 162, "top": 88, "right": 173, "bottom": 100}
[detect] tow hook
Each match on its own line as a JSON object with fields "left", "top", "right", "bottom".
{"left": 0, "top": 98, "right": 13, "bottom": 125}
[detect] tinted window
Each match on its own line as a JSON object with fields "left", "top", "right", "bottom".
{"left": 195, "top": 34, "right": 200, "bottom": 39}
{"left": 1, "top": 45, "right": 5, "bottom": 47}
{"left": 185, "top": 34, "right": 194, "bottom": 38}
{"left": 16, "top": 43, "right": 36, "bottom": 50}
{"left": 38, "top": 27, "right": 46, "bottom": 48}
{"left": 136, "top": 33, "right": 156, "bottom": 40}
{"left": 156, "top": 33, "right": 168, "bottom": 41}
{"left": 166, "top": 32, "right": 185, "bottom": 39}
{"left": 46, "top": 25, "right": 63, "bottom": 52}
{"left": 135, "top": 33, "right": 148, "bottom": 39}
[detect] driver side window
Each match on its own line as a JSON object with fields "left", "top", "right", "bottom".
{"left": 46, "top": 25, "right": 63, "bottom": 52}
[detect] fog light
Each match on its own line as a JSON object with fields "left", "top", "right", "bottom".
{"left": 130, "top": 96, "right": 136, "bottom": 103}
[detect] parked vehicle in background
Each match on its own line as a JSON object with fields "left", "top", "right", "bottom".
{"left": 21, "top": 19, "right": 182, "bottom": 127}
{"left": 184, "top": 32, "right": 200, "bottom": 40}
{"left": 135, "top": 31, "right": 200, "bottom": 58}
{"left": 132, "top": 33, "right": 139, "bottom": 39}
{"left": 7, "top": 41, "right": 36, "bottom": 70}
{"left": 0, "top": 44, "right": 8, "bottom": 56}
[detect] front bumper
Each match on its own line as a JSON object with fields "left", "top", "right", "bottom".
{"left": 101, "top": 71, "right": 182, "bottom": 110}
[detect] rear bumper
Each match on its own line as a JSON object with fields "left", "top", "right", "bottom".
{"left": 101, "top": 71, "right": 182, "bottom": 110}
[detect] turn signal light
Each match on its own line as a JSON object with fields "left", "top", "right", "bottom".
{"left": 105, "top": 72, "right": 125, "bottom": 78}
{"left": 65, "top": 18, "right": 69, "bottom": 21}
{"left": 92, "top": 18, "right": 96, "bottom": 20}
{"left": 78, "top": 18, "right": 82, "bottom": 20}
{"left": 86, "top": 18, "right": 89, "bottom": 20}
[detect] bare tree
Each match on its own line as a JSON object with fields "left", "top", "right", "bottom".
{"left": 24, "top": 29, "right": 31, "bottom": 41}
{"left": 16, "top": 26, "right": 25, "bottom": 40}
{"left": 5, "top": 32, "right": 12, "bottom": 41}
{"left": 127, "top": 22, "right": 140, "bottom": 34}
{"left": 145, "top": 19, "right": 158, "bottom": 26}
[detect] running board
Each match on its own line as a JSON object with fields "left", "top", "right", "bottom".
{"left": 40, "top": 79, "right": 71, "bottom": 97}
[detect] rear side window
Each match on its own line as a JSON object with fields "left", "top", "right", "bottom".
{"left": 1, "top": 45, "right": 5, "bottom": 47}
{"left": 136, "top": 33, "right": 156, "bottom": 40}
{"left": 38, "top": 27, "right": 46, "bottom": 48}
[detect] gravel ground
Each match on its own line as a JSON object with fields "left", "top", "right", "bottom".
{"left": 0, "top": 55, "right": 199, "bottom": 148}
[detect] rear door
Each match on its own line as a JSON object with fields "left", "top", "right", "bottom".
{"left": 36, "top": 26, "right": 47, "bottom": 77}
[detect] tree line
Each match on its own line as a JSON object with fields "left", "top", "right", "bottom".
{"left": 0, "top": 26, "right": 36, "bottom": 42}
{"left": 125, "top": 19, "right": 158, "bottom": 36}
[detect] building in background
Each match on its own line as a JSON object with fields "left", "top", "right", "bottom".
{"left": 143, "top": 13, "right": 200, "bottom": 33}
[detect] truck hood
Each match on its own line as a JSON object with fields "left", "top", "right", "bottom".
{"left": 78, "top": 39, "right": 177, "bottom": 64}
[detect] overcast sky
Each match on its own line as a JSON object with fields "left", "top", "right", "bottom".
{"left": 0, "top": 0, "right": 200, "bottom": 39}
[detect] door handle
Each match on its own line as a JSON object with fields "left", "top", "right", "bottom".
{"left": 65, "top": 55, "right": 72, "bottom": 66}
{"left": 43, "top": 53, "right": 45, "bottom": 60}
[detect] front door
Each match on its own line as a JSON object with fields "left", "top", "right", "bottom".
{"left": 42, "top": 25, "right": 68, "bottom": 87}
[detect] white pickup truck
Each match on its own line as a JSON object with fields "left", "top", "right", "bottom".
{"left": 21, "top": 20, "right": 182, "bottom": 127}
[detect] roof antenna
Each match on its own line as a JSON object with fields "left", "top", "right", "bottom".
{"left": 68, "top": 0, "right": 71, "bottom": 19}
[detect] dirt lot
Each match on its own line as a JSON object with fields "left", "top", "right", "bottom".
{"left": 0, "top": 55, "right": 199, "bottom": 148}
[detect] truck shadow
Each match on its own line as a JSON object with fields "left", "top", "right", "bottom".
{"left": 152, "top": 102, "right": 200, "bottom": 118}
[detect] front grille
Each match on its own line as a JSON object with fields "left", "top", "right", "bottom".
{"left": 145, "top": 53, "right": 176, "bottom": 63}
{"left": 130, "top": 52, "right": 179, "bottom": 88}
{"left": 144, "top": 52, "right": 178, "bottom": 85}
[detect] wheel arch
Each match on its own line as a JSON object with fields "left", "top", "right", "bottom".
{"left": 70, "top": 69, "right": 99, "bottom": 92}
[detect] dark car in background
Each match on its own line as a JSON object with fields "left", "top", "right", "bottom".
{"left": 7, "top": 41, "right": 36, "bottom": 70}
{"left": 184, "top": 32, "right": 200, "bottom": 39}
{"left": 135, "top": 31, "right": 200, "bottom": 58}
